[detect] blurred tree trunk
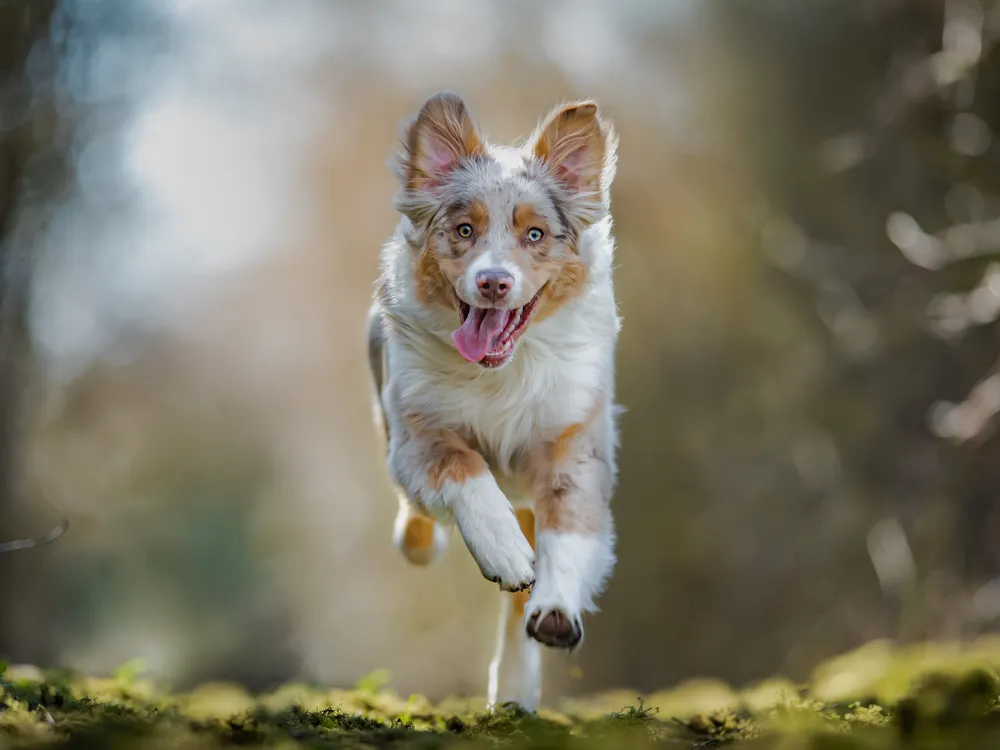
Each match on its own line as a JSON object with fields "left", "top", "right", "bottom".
{"left": 0, "top": 1, "right": 57, "bottom": 529}
{"left": 705, "top": 0, "right": 1000, "bottom": 639}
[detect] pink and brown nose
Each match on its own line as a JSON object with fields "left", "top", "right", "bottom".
{"left": 475, "top": 269, "right": 514, "bottom": 303}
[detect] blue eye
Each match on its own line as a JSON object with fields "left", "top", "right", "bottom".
{"left": 456, "top": 223, "right": 474, "bottom": 239}
{"left": 526, "top": 228, "right": 544, "bottom": 242}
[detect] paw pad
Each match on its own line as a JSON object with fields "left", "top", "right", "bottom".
{"left": 526, "top": 609, "right": 582, "bottom": 649}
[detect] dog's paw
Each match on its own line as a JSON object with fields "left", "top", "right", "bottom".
{"left": 460, "top": 512, "right": 535, "bottom": 592}
{"left": 453, "top": 484, "right": 535, "bottom": 591}
{"left": 473, "top": 528, "right": 535, "bottom": 592}
{"left": 525, "top": 602, "right": 583, "bottom": 650}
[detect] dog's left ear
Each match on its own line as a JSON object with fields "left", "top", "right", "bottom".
{"left": 394, "top": 93, "right": 485, "bottom": 226}
{"left": 400, "top": 92, "right": 484, "bottom": 194}
{"left": 532, "top": 100, "right": 618, "bottom": 217}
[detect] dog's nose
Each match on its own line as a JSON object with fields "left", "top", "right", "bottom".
{"left": 475, "top": 269, "right": 514, "bottom": 302}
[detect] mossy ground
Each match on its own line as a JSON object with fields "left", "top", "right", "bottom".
{"left": 3, "top": 639, "right": 1000, "bottom": 748}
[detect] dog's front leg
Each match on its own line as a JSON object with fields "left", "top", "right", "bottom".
{"left": 388, "top": 425, "right": 535, "bottom": 591}
{"left": 525, "top": 423, "right": 617, "bottom": 649}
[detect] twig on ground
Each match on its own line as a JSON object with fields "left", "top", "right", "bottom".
{"left": 0, "top": 519, "right": 68, "bottom": 553}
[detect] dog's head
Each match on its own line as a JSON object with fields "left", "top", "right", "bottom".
{"left": 393, "top": 92, "right": 618, "bottom": 369}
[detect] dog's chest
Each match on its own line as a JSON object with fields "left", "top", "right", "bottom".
{"left": 425, "top": 344, "right": 602, "bottom": 467}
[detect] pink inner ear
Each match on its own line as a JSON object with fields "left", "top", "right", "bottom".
{"left": 552, "top": 144, "right": 594, "bottom": 192}
{"left": 426, "top": 141, "right": 460, "bottom": 174}
{"left": 419, "top": 135, "right": 465, "bottom": 188}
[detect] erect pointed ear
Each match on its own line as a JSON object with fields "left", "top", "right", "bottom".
{"left": 398, "top": 92, "right": 484, "bottom": 194}
{"left": 532, "top": 100, "right": 617, "bottom": 205}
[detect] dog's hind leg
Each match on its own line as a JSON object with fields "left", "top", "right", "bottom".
{"left": 514, "top": 508, "right": 542, "bottom": 710}
{"left": 392, "top": 492, "right": 449, "bottom": 566}
{"left": 486, "top": 508, "right": 542, "bottom": 712}
{"left": 486, "top": 589, "right": 511, "bottom": 711}
{"left": 369, "top": 304, "right": 449, "bottom": 565}
{"left": 520, "top": 616, "right": 542, "bottom": 711}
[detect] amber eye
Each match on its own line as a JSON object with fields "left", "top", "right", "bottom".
{"left": 456, "top": 223, "right": 474, "bottom": 239}
{"left": 526, "top": 227, "right": 544, "bottom": 243}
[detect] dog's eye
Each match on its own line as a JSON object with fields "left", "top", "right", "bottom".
{"left": 526, "top": 228, "right": 544, "bottom": 243}
{"left": 456, "top": 223, "right": 474, "bottom": 239}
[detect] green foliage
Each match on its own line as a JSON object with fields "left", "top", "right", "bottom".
{"left": 2, "top": 642, "right": 1000, "bottom": 748}
{"left": 354, "top": 668, "right": 393, "bottom": 694}
{"left": 112, "top": 659, "right": 146, "bottom": 687}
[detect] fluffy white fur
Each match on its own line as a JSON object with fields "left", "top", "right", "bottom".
{"left": 526, "top": 530, "right": 617, "bottom": 649}
{"left": 487, "top": 595, "right": 543, "bottom": 712}
{"left": 383, "top": 216, "right": 617, "bottom": 477}
{"left": 367, "top": 93, "right": 621, "bottom": 711}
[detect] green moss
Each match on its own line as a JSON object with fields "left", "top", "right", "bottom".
{"left": 3, "top": 640, "right": 1000, "bottom": 748}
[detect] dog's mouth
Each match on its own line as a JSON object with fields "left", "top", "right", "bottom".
{"left": 452, "top": 288, "right": 544, "bottom": 368}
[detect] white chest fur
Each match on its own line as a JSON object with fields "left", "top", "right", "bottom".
{"left": 390, "top": 331, "right": 610, "bottom": 472}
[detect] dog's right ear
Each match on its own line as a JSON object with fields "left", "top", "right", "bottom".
{"left": 398, "top": 92, "right": 483, "bottom": 194}
{"left": 531, "top": 100, "right": 617, "bottom": 228}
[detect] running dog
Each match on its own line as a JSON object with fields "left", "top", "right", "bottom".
{"left": 367, "top": 92, "right": 621, "bottom": 711}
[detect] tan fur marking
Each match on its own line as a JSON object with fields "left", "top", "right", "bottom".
{"left": 511, "top": 508, "right": 536, "bottom": 616}
{"left": 401, "top": 514, "right": 438, "bottom": 555}
{"left": 536, "top": 479, "right": 570, "bottom": 532}
{"left": 513, "top": 205, "right": 550, "bottom": 240}
{"left": 415, "top": 200, "right": 493, "bottom": 311}
{"left": 467, "top": 199, "right": 489, "bottom": 235}
{"left": 533, "top": 403, "right": 605, "bottom": 535}
{"left": 551, "top": 422, "right": 585, "bottom": 464}
{"left": 424, "top": 428, "right": 488, "bottom": 491}
{"left": 537, "top": 480, "right": 604, "bottom": 535}
{"left": 415, "top": 246, "right": 461, "bottom": 311}
{"left": 505, "top": 202, "right": 588, "bottom": 323}
{"left": 506, "top": 210, "right": 555, "bottom": 291}
{"left": 533, "top": 256, "right": 588, "bottom": 323}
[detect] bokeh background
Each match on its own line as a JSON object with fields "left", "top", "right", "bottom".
{"left": 2, "top": 0, "right": 1000, "bottom": 706}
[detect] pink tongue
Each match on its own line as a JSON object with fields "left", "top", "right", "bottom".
{"left": 452, "top": 308, "right": 513, "bottom": 363}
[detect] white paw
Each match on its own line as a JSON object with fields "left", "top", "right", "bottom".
{"left": 469, "top": 524, "right": 535, "bottom": 592}
{"left": 456, "top": 496, "right": 535, "bottom": 591}
{"left": 521, "top": 529, "right": 615, "bottom": 651}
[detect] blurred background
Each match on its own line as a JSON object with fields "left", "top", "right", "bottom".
{"left": 2, "top": 0, "right": 1000, "bottom": 705}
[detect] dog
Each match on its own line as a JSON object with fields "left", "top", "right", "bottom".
{"left": 367, "top": 92, "right": 621, "bottom": 711}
